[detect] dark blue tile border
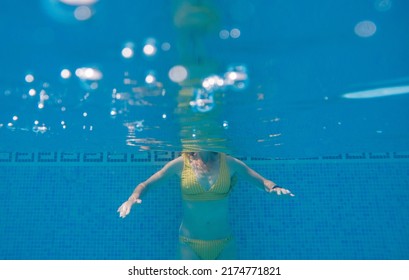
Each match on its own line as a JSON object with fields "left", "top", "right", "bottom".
{"left": 0, "top": 151, "right": 408, "bottom": 165}
{"left": 0, "top": 152, "right": 12, "bottom": 162}
{"left": 83, "top": 152, "right": 104, "bottom": 162}
{"left": 15, "top": 152, "right": 35, "bottom": 162}
{"left": 38, "top": 152, "right": 58, "bottom": 162}
{"left": 60, "top": 152, "right": 81, "bottom": 162}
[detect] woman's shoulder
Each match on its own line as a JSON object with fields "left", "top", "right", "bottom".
{"left": 162, "top": 155, "right": 184, "bottom": 175}
{"left": 166, "top": 155, "right": 184, "bottom": 166}
{"left": 225, "top": 155, "right": 244, "bottom": 173}
{"left": 225, "top": 154, "right": 243, "bottom": 164}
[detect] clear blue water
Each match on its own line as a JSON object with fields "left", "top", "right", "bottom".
{"left": 0, "top": 0, "right": 409, "bottom": 259}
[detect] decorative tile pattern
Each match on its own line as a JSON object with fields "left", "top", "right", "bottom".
{"left": 0, "top": 151, "right": 408, "bottom": 165}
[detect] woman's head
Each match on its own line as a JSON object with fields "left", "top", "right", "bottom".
{"left": 183, "top": 151, "right": 218, "bottom": 158}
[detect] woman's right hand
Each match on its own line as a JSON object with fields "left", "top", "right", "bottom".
{"left": 117, "top": 198, "right": 142, "bottom": 218}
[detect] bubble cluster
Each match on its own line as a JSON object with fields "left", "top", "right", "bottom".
{"left": 75, "top": 67, "right": 102, "bottom": 80}
{"left": 32, "top": 123, "right": 49, "bottom": 134}
{"left": 189, "top": 64, "right": 249, "bottom": 113}
{"left": 120, "top": 38, "right": 170, "bottom": 61}
{"left": 202, "top": 75, "right": 224, "bottom": 92}
{"left": 223, "top": 64, "right": 249, "bottom": 91}
{"left": 110, "top": 71, "right": 165, "bottom": 119}
{"left": 219, "top": 28, "right": 242, "bottom": 40}
{"left": 189, "top": 88, "right": 215, "bottom": 113}
{"left": 4, "top": 14, "right": 251, "bottom": 146}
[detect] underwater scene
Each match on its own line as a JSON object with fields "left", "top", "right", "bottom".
{"left": 0, "top": 0, "right": 408, "bottom": 260}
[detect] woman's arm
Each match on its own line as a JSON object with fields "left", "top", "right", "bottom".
{"left": 226, "top": 156, "right": 294, "bottom": 196}
{"left": 117, "top": 156, "right": 184, "bottom": 218}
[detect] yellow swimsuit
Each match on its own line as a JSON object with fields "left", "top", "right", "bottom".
{"left": 180, "top": 153, "right": 236, "bottom": 260}
{"left": 181, "top": 153, "right": 233, "bottom": 201}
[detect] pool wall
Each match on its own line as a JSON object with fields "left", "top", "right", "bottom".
{"left": 1, "top": 151, "right": 408, "bottom": 259}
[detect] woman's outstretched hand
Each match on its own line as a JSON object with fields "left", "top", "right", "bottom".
{"left": 117, "top": 199, "right": 142, "bottom": 218}
{"left": 265, "top": 182, "right": 295, "bottom": 197}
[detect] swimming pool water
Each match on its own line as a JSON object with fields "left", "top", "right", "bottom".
{"left": 1, "top": 0, "right": 409, "bottom": 260}
{"left": 1, "top": 0, "right": 409, "bottom": 157}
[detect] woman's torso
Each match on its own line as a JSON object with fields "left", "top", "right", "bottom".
{"left": 179, "top": 199, "right": 231, "bottom": 239}
{"left": 178, "top": 153, "right": 234, "bottom": 239}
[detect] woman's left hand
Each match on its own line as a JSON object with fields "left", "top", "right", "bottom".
{"left": 265, "top": 183, "right": 295, "bottom": 197}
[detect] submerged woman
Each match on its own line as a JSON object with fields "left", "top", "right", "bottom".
{"left": 117, "top": 151, "right": 294, "bottom": 260}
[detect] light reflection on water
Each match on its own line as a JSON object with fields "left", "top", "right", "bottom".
{"left": 1, "top": 0, "right": 408, "bottom": 157}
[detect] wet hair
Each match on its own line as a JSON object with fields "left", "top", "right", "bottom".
{"left": 183, "top": 151, "right": 218, "bottom": 157}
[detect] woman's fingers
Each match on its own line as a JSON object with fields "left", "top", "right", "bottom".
{"left": 117, "top": 203, "right": 129, "bottom": 218}
{"left": 270, "top": 187, "right": 295, "bottom": 197}
{"left": 283, "top": 189, "right": 295, "bottom": 196}
{"left": 278, "top": 188, "right": 294, "bottom": 196}
{"left": 117, "top": 200, "right": 142, "bottom": 218}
